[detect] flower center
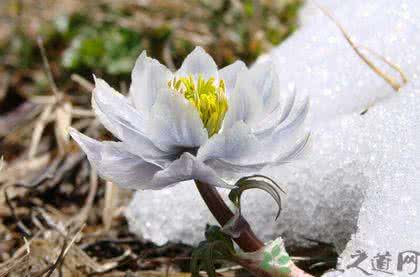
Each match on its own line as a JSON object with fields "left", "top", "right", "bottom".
{"left": 168, "top": 75, "right": 228, "bottom": 137}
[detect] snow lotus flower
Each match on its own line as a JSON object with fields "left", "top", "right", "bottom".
{"left": 69, "top": 47, "right": 309, "bottom": 190}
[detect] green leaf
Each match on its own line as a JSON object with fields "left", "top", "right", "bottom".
{"left": 261, "top": 260, "right": 271, "bottom": 271}
{"left": 205, "top": 226, "right": 234, "bottom": 251}
{"left": 191, "top": 244, "right": 206, "bottom": 277}
{"left": 229, "top": 175, "right": 285, "bottom": 221}
{"left": 191, "top": 226, "right": 236, "bottom": 277}
{"left": 271, "top": 245, "right": 281, "bottom": 257}
{"left": 243, "top": 0, "right": 254, "bottom": 17}
{"left": 204, "top": 243, "right": 217, "bottom": 277}
{"left": 277, "top": 255, "right": 291, "bottom": 265}
{"left": 279, "top": 266, "right": 291, "bottom": 274}
{"left": 61, "top": 21, "right": 142, "bottom": 76}
{"left": 263, "top": 251, "right": 272, "bottom": 262}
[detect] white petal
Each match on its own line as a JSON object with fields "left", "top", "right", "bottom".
{"left": 147, "top": 90, "right": 208, "bottom": 150}
{"left": 218, "top": 60, "right": 247, "bottom": 94}
{"left": 198, "top": 121, "right": 261, "bottom": 164}
{"left": 222, "top": 73, "right": 264, "bottom": 130}
{"left": 206, "top": 133, "right": 310, "bottom": 177}
{"left": 253, "top": 87, "right": 296, "bottom": 137}
{"left": 197, "top": 121, "right": 310, "bottom": 180}
{"left": 69, "top": 128, "right": 161, "bottom": 190}
{"left": 250, "top": 98, "right": 310, "bottom": 171}
{"left": 277, "top": 85, "right": 296, "bottom": 124}
{"left": 257, "top": 96, "right": 309, "bottom": 144}
{"left": 222, "top": 61, "right": 286, "bottom": 133}
{"left": 92, "top": 77, "right": 146, "bottom": 139}
{"left": 92, "top": 78, "right": 174, "bottom": 167}
{"left": 150, "top": 152, "right": 232, "bottom": 189}
{"left": 248, "top": 62, "right": 280, "bottom": 112}
{"left": 177, "top": 47, "right": 218, "bottom": 79}
{"left": 130, "top": 51, "right": 173, "bottom": 112}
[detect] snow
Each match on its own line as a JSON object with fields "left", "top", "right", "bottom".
{"left": 126, "top": 0, "right": 420, "bottom": 253}
{"left": 322, "top": 81, "right": 420, "bottom": 276}
{"left": 267, "top": 0, "right": 420, "bottom": 125}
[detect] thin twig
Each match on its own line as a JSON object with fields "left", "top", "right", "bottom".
{"left": 28, "top": 104, "right": 53, "bottom": 158}
{"left": 163, "top": 40, "right": 176, "bottom": 71}
{"left": 55, "top": 102, "right": 73, "bottom": 155}
{"left": 313, "top": 0, "right": 407, "bottom": 91}
{"left": 357, "top": 44, "right": 408, "bottom": 86}
{"left": 71, "top": 108, "right": 95, "bottom": 118}
{"left": 4, "top": 185, "right": 32, "bottom": 236}
{"left": 32, "top": 224, "right": 85, "bottom": 277}
{"left": 103, "top": 181, "right": 119, "bottom": 231}
{"left": 68, "top": 168, "right": 98, "bottom": 227}
{"left": 0, "top": 102, "right": 40, "bottom": 137}
{"left": 71, "top": 74, "right": 94, "bottom": 92}
{"left": 216, "top": 265, "right": 242, "bottom": 273}
{"left": 37, "top": 36, "right": 60, "bottom": 98}
{"left": 47, "top": 225, "right": 85, "bottom": 276}
{"left": 29, "top": 95, "right": 57, "bottom": 105}
{"left": 0, "top": 237, "right": 31, "bottom": 277}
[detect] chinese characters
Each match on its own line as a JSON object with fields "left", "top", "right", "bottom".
{"left": 340, "top": 250, "right": 420, "bottom": 275}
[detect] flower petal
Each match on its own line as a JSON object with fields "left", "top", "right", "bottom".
{"left": 197, "top": 121, "right": 310, "bottom": 179}
{"left": 147, "top": 90, "right": 208, "bottom": 150}
{"left": 253, "top": 87, "right": 296, "bottom": 137}
{"left": 92, "top": 77, "right": 146, "bottom": 139}
{"left": 177, "top": 47, "right": 218, "bottom": 79}
{"left": 150, "top": 152, "right": 232, "bottom": 189}
{"left": 222, "top": 73, "right": 264, "bottom": 130}
{"left": 218, "top": 60, "right": 247, "bottom": 94}
{"left": 130, "top": 51, "right": 173, "bottom": 112}
{"left": 248, "top": 62, "right": 280, "bottom": 113}
{"left": 197, "top": 121, "right": 260, "bottom": 164}
{"left": 205, "top": 133, "right": 310, "bottom": 178}
{"left": 69, "top": 128, "right": 161, "bottom": 190}
{"left": 257, "top": 96, "right": 309, "bottom": 144}
{"left": 92, "top": 78, "right": 174, "bottom": 167}
{"left": 223, "top": 62, "right": 283, "bottom": 131}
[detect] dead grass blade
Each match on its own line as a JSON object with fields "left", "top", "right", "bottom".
{"left": 32, "top": 224, "right": 85, "bottom": 277}
{"left": 103, "top": 181, "right": 119, "bottom": 231}
{"left": 68, "top": 168, "right": 98, "bottom": 227}
{"left": 0, "top": 237, "right": 30, "bottom": 277}
{"left": 313, "top": 0, "right": 407, "bottom": 91}
{"left": 28, "top": 104, "right": 53, "bottom": 158}
{"left": 55, "top": 102, "right": 72, "bottom": 155}
{"left": 37, "top": 36, "right": 60, "bottom": 98}
{"left": 71, "top": 73, "right": 95, "bottom": 92}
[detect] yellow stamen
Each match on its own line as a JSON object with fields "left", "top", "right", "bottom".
{"left": 168, "top": 74, "right": 228, "bottom": 137}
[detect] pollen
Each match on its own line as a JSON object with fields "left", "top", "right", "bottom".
{"left": 168, "top": 75, "right": 228, "bottom": 137}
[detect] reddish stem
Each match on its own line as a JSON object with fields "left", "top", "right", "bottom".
{"left": 195, "top": 181, "right": 263, "bottom": 251}
{"left": 195, "top": 181, "right": 313, "bottom": 277}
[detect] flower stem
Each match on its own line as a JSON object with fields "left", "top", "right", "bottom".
{"left": 195, "top": 181, "right": 313, "bottom": 277}
{"left": 195, "top": 181, "right": 263, "bottom": 251}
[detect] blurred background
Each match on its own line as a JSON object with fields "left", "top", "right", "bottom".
{"left": 0, "top": 1, "right": 334, "bottom": 277}
{"left": 0, "top": 0, "right": 301, "bottom": 88}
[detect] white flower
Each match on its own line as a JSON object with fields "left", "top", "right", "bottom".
{"left": 69, "top": 47, "right": 309, "bottom": 190}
